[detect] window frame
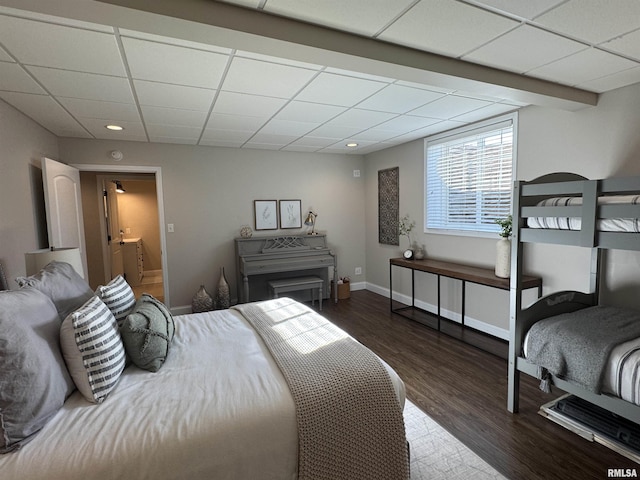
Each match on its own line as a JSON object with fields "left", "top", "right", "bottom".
{"left": 423, "top": 112, "right": 518, "bottom": 238}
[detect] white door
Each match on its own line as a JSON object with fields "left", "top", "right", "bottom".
{"left": 42, "top": 157, "right": 88, "bottom": 278}
{"left": 104, "top": 179, "right": 124, "bottom": 279}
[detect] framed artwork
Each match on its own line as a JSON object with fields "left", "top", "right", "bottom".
{"left": 378, "top": 167, "right": 399, "bottom": 245}
{"left": 279, "top": 199, "right": 302, "bottom": 229}
{"left": 254, "top": 200, "right": 278, "bottom": 230}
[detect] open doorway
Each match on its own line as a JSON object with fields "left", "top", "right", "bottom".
{"left": 78, "top": 167, "right": 168, "bottom": 305}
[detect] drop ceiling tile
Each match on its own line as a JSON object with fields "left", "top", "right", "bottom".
{"left": 295, "top": 73, "right": 386, "bottom": 107}
{"left": 350, "top": 128, "right": 403, "bottom": 142}
{"left": 119, "top": 29, "right": 231, "bottom": 54}
{"left": 286, "top": 136, "right": 343, "bottom": 148}
{"left": 141, "top": 105, "right": 208, "bottom": 127}
{"left": 321, "top": 139, "right": 376, "bottom": 153}
{"left": 264, "top": 0, "right": 417, "bottom": 36}
{"left": 534, "top": 0, "right": 640, "bottom": 44}
{"left": 409, "top": 95, "right": 492, "bottom": 119}
{"left": 199, "top": 139, "right": 245, "bottom": 148}
{"left": 222, "top": 57, "right": 318, "bottom": 98}
{"left": 248, "top": 132, "right": 300, "bottom": 145}
{"left": 122, "top": 38, "right": 229, "bottom": 88}
{"left": 243, "top": 142, "right": 284, "bottom": 151}
{"left": 323, "top": 67, "right": 395, "bottom": 83}
{"left": 79, "top": 117, "right": 147, "bottom": 140}
{"left": 0, "top": 46, "right": 13, "bottom": 62}
{"left": 308, "top": 124, "right": 362, "bottom": 138}
{"left": 213, "top": 91, "right": 288, "bottom": 117}
{"left": 235, "top": 50, "right": 322, "bottom": 70}
{"left": 601, "top": 29, "right": 640, "bottom": 62}
{"left": 528, "top": 48, "right": 639, "bottom": 86}
{"left": 57, "top": 97, "right": 139, "bottom": 121}
{"left": 205, "top": 113, "right": 267, "bottom": 131}
{"left": 451, "top": 102, "right": 519, "bottom": 123}
{"left": 281, "top": 144, "right": 322, "bottom": 152}
{"left": 391, "top": 120, "right": 465, "bottom": 143}
{"left": 464, "top": 25, "right": 587, "bottom": 73}
{"left": 149, "top": 135, "right": 198, "bottom": 145}
{"left": 27, "top": 66, "right": 135, "bottom": 103}
{"left": 259, "top": 118, "right": 318, "bottom": 136}
{"left": 576, "top": 65, "right": 640, "bottom": 93}
{"left": 356, "top": 84, "right": 446, "bottom": 114}
{"left": 470, "top": 0, "right": 565, "bottom": 20}
{"left": 395, "top": 80, "right": 455, "bottom": 94}
{"left": 379, "top": 0, "right": 519, "bottom": 57}
{"left": 200, "top": 128, "right": 254, "bottom": 143}
{"left": 134, "top": 80, "right": 215, "bottom": 111}
{"left": 146, "top": 123, "right": 201, "bottom": 139}
{"left": 0, "top": 91, "right": 88, "bottom": 136}
{"left": 0, "top": 62, "right": 46, "bottom": 94}
{"left": 275, "top": 101, "right": 346, "bottom": 123}
{"left": 374, "top": 115, "right": 442, "bottom": 133}
{"left": 0, "top": 15, "right": 125, "bottom": 76}
{"left": 326, "top": 108, "right": 396, "bottom": 130}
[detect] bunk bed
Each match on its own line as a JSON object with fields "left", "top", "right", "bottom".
{"left": 508, "top": 172, "right": 640, "bottom": 425}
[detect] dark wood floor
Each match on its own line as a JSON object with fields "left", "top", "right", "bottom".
{"left": 320, "top": 290, "right": 638, "bottom": 480}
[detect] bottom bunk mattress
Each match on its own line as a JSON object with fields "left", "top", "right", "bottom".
{"left": 0, "top": 298, "right": 407, "bottom": 480}
{"left": 523, "top": 305, "right": 640, "bottom": 405}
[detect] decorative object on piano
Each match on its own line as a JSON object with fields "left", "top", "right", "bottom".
{"left": 279, "top": 199, "right": 302, "bottom": 229}
{"left": 331, "top": 277, "right": 351, "bottom": 300}
{"left": 378, "top": 166, "right": 399, "bottom": 245}
{"left": 240, "top": 225, "right": 253, "bottom": 238}
{"left": 304, "top": 210, "right": 318, "bottom": 235}
{"left": 495, "top": 215, "right": 512, "bottom": 278}
{"left": 254, "top": 200, "right": 278, "bottom": 230}
{"left": 215, "top": 267, "right": 230, "bottom": 309}
{"left": 399, "top": 214, "right": 416, "bottom": 259}
{"left": 192, "top": 285, "right": 214, "bottom": 313}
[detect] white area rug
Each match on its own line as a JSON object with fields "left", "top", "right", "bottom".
{"left": 405, "top": 400, "right": 506, "bottom": 480}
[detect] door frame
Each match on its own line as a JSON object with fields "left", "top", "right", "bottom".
{"left": 73, "top": 164, "right": 170, "bottom": 307}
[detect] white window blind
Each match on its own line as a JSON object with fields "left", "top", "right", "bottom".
{"left": 425, "top": 114, "right": 516, "bottom": 235}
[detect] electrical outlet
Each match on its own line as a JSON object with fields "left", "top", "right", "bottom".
{"left": 167, "top": 223, "right": 174, "bottom": 233}
{"left": 353, "top": 169, "right": 361, "bottom": 178}
{"left": 355, "top": 267, "right": 362, "bottom": 275}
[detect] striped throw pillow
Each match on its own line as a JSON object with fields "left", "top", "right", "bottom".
{"left": 60, "top": 296, "right": 126, "bottom": 403}
{"left": 96, "top": 275, "right": 136, "bottom": 326}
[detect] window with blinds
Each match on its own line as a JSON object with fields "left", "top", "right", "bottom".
{"left": 424, "top": 113, "right": 517, "bottom": 236}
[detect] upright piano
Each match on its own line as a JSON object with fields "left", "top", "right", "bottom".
{"left": 235, "top": 234, "right": 337, "bottom": 304}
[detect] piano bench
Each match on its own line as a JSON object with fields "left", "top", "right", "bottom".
{"left": 268, "top": 276, "right": 324, "bottom": 311}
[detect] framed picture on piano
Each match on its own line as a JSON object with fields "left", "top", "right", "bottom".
{"left": 254, "top": 200, "right": 278, "bottom": 230}
{"left": 279, "top": 199, "right": 302, "bottom": 229}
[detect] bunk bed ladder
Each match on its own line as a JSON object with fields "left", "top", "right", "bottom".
{"left": 508, "top": 180, "right": 524, "bottom": 413}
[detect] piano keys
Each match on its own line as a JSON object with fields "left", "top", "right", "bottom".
{"left": 235, "top": 234, "right": 337, "bottom": 303}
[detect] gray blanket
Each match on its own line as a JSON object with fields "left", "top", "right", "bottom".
{"left": 526, "top": 305, "right": 640, "bottom": 393}
{"left": 233, "top": 298, "right": 409, "bottom": 480}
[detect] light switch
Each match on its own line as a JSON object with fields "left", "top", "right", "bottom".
{"left": 167, "top": 223, "right": 174, "bottom": 233}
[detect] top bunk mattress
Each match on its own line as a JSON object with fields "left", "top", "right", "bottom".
{"left": 527, "top": 194, "right": 640, "bottom": 232}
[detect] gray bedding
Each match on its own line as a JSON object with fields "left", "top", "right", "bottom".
{"left": 526, "top": 305, "right": 640, "bottom": 393}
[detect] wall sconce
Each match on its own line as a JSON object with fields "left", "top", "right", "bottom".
{"left": 113, "top": 180, "right": 125, "bottom": 193}
{"left": 304, "top": 211, "right": 318, "bottom": 235}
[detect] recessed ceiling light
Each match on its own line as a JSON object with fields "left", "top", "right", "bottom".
{"left": 105, "top": 124, "right": 124, "bottom": 131}
{"left": 346, "top": 142, "right": 358, "bottom": 147}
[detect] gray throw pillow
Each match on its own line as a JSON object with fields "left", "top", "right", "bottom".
{"left": 16, "top": 261, "right": 93, "bottom": 321}
{"left": 120, "top": 294, "right": 175, "bottom": 372}
{"left": 0, "top": 288, "right": 76, "bottom": 453}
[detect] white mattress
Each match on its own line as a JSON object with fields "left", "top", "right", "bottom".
{"left": 1, "top": 305, "right": 405, "bottom": 480}
{"left": 527, "top": 194, "right": 640, "bottom": 232}
{"left": 524, "top": 331, "right": 640, "bottom": 406}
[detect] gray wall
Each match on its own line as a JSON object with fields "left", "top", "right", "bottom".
{"left": 57, "top": 139, "right": 365, "bottom": 309}
{"left": 363, "top": 82, "right": 640, "bottom": 338}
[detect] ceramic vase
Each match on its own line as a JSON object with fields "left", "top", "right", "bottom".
{"left": 495, "top": 238, "right": 511, "bottom": 278}
{"left": 413, "top": 243, "right": 425, "bottom": 260}
{"left": 192, "top": 285, "right": 214, "bottom": 313}
{"left": 215, "top": 267, "right": 230, "bottom": 309}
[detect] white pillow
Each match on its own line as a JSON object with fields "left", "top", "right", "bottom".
{"left": 60, "top": 296, "right": 126, "bottom": 403}
{"left": 96, "top": 275, "right": 136, "bottom": 326}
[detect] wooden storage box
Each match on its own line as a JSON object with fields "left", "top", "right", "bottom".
{"left": 331, "top": 281, "right": 350, "bottom": 300}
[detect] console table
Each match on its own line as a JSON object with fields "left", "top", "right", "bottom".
{"left": 389, "top": 258, "right": 542, "bottom": 354}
